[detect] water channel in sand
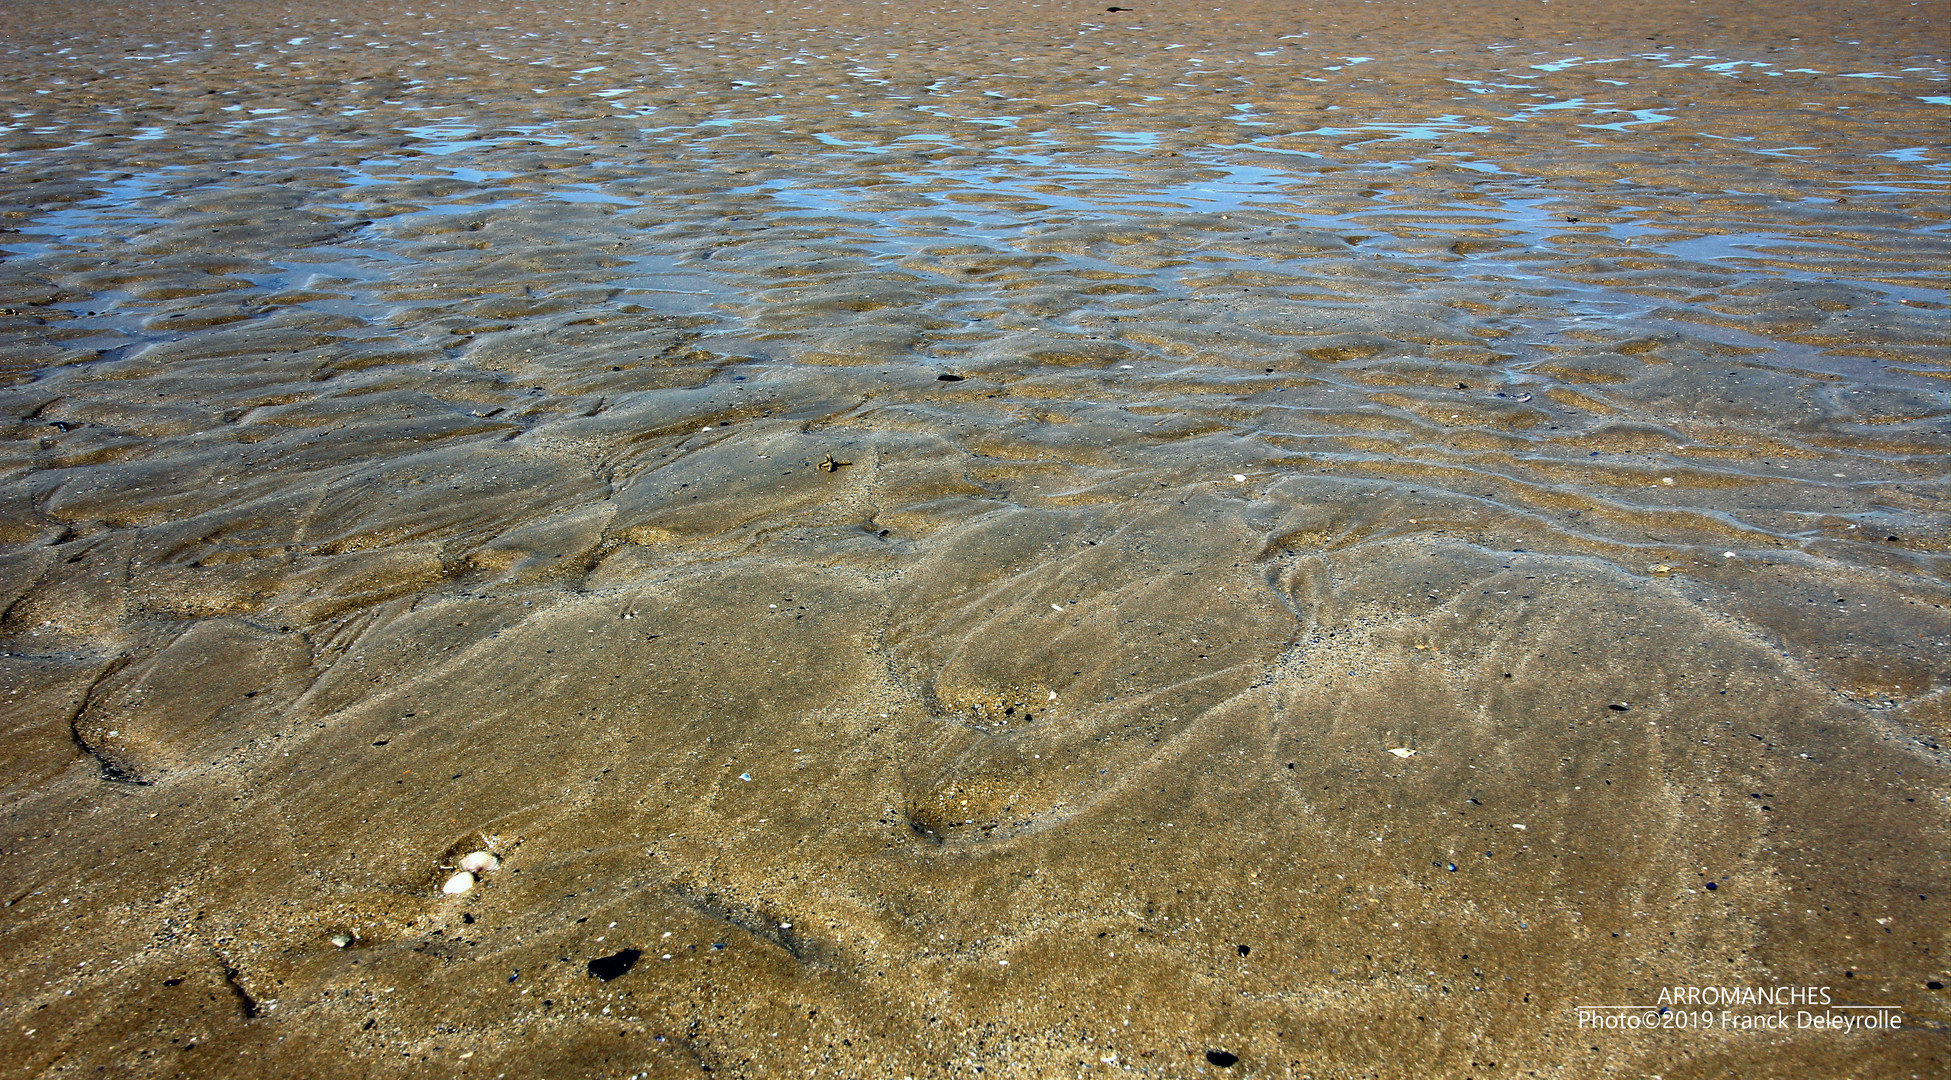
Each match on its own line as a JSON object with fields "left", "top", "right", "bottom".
{"left": 0, "top": 0, "right": 1946, "bottom": 1076}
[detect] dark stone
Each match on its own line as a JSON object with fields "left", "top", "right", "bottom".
{"left": 588, "top": 948, "right": 642, "bottom": 982}
{"left": 1237, "top": 944, "right": 1250, "bottom": 956}
{"left": 1704, "top": 881, "right": 1718, "bottom": 891}
{"left": 937, "top": 373, "right": 965, "bottom": 382}
{"left": 1206, "top": 1050, "right": 1239, "bottom": 1067}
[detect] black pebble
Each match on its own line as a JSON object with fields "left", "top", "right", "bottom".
{"left": 587, "top": 948, "right": 642, "bottom": 982}
{"left": 1705, "top": 881, "right": 1718, "bottom": 891}
{"left": 1608, "top": 702, "right": 1630, "bottom": 711}
{"left": 1927, "top": 980, "right": 1943, "bottom": 990}
{"left": 1447, "top": 863, "right": 1458, "bottom": 872}
{"left": 1206, "top": 1050, "right": 1240, "bottom": 1068}
{"left": 1237, "top": 944, "right": 1250, "bottom": 956}
{"left": 937, "top": 373, "right": 965, "bottom": 382}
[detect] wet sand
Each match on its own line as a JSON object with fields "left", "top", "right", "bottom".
{"left": 0, "top": 0, "right": 1946, "bottom": 1076}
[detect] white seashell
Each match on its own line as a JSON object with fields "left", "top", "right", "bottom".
{"left": 1387, "top": 747, "right": 1416, "bottom": 758}
{"left": 458, "top": 851, "right": 500, "bottom": 873}
{"left": 441, "top": 871, "right": 476, "bottom": 895}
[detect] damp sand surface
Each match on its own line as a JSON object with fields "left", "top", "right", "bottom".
{"left": 0, "top": 0, "right": 1947, "bottom": 1076}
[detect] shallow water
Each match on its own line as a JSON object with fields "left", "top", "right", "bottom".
{"left": 0, "top": 1, "right": 1946, "bottom": 1077}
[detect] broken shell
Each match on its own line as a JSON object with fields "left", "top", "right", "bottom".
{"left": 458, "top": 850, "right": 500, "bottom": 873}
{"left": 441, "top": 871, "right": 477, "bottom": 895}
{"left": 1387, "top": 747, "right": 1417, "bottom": 759}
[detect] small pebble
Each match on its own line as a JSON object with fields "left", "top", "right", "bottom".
{"left": 441, "top": 871, "right": 476, "bottom": 895}
{"left": 330, "top": 932, "right": 354, "bottom": 948}
{"left": 588, "top": 948, "right": 642, "bottom": 982}
{"left": 1232, "top": 474, "right": 1246, "bottom": 482}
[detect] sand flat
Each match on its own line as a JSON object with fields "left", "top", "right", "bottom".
{"left": 0, "top": 0, "right": 1945, "bottom": 1076}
